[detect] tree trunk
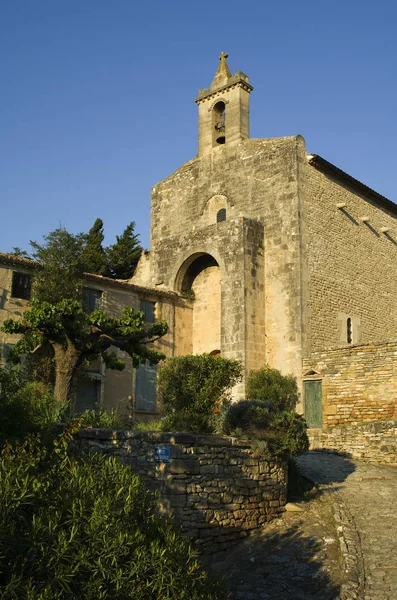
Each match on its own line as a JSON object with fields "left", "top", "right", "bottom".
{"left": 53, "top": 341, "right": 81, "bottom": 403}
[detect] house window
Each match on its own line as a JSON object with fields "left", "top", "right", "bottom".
{"left": 83, "top": 287, "right": 102, "bottom": 313}
{"left": 135, "top": 363, "right": 157, "bottom": 412}
{"left": 216, "top": 208, "right": 226, "bottom": 223}
{"left": 347, "top": 317, "right": 353, "bottom": 344}
{"left": 11, "top": 272, "right": 31, "bottom": 300}
{"left": 140, "top": 299, "right": 155, "bottom": 323}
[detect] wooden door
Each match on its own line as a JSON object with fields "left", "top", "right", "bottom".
{"left": 304, "top": 380, "right": 322, "bottom": 428}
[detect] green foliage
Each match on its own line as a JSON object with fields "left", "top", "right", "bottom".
{"left": 105, "top": 221, "right": 142, "bottom": 280}
{"left": 30, "top": 227, "right": 87, "bottom": 304}
{"left": 81, "top": 218, "right": 108, "bottom": 276}
{"left": 247, "top": 365, "right": 299, "bottom": 411}
{"left": 222, "top": 399, "right": 309, "bottom": 459}
{"left": 11, "top": 247, "right": 30, "bottom": 258}
{"left": 0, "top": 367, "right": 67, "bottom": 444}
{"left": 2, "top": 300, "right": 168, "bottom": 401}
{"left": 158, "top": 354, "right": 242, "bottom": 434}
{"left": 0, "top": 437, "right": 226, "bottom": 599}
{"left": 134, "top": 419, "right": 163, "bottom": 431}
{"left": 79, "top": 404, "right": 126, "bottom": 429}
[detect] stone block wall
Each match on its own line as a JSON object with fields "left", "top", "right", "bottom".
{"left": 304, "top": 161, "right": 397, "bottom": 355}
{"left": 308, "top": 420, "right": 397, "bottom": 466}
{"left": 73, "top": 429, "right": 287, "bottom": 553}
{"left": 303, "top": 340, "right": 397, "bottom": 427}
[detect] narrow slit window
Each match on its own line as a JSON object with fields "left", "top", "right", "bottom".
{"left": 347, "top": 317, "right": 352, "bottom": 344}
{"left": 213, "top": 101, "right": 226, "bottom": 145}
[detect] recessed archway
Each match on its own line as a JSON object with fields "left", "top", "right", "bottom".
{"left": 176, "top": 253, "right": 221, "bottom": 355}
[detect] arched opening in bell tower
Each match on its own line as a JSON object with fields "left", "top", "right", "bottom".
{"left": 212, "top": 101, "right": 226, "bottom": 146}
{"left": 176, "top": 253, "right": 221, "bottom": 355}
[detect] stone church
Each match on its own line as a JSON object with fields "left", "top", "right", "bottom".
{"left": 1, "top": 54, "right": 397, "bottom": 428}
{"left": 132, "top": 53, "right": 397, "bottom": 426}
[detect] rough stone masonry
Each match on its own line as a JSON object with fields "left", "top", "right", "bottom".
{"left": 73, "top": 428, "right": 287, "bottom": 553}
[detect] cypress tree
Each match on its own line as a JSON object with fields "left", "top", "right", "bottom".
{"left": 105, "top": 221, "right": 142, "bottom": 280}
{"left": 82, "top": 218, "right": 107, "bottom": 275}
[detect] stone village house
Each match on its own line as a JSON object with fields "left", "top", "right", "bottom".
{"left": 1, "top": 54, "right": 397, "bottom": 429}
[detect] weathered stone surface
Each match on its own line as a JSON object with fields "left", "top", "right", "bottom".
{"left": 298, "top": 451, "right": 397, "bottom": 600}
{"left": 73, "top": 428, "right": 287, "bottom": 552}
{"left": 169, "top": 459, "right": 200, "bottom": 475}
{"left": 308, "top": 420, "right": 397, "bottom": 465}
{"left": 304, "top": 343, "right": 397, "bottom": 428}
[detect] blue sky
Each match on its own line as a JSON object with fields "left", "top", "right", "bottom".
{"left": 1, "top": 0, "right": 396, "bottom": 252}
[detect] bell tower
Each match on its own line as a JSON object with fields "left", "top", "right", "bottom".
{"left": 195, "top": 52, "right": 253, "bottom": 156}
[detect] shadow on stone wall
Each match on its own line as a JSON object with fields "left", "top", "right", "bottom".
{"left": 73, "top": 429, "right": 288, "bottom": 553}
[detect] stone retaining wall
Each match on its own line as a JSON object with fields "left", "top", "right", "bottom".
{"left": 73, "top": 429, "right": 287, "bottom": 552}
{"left": 308, "top": 420, "right": 397, "bottom": 465}
{"left": 303, "top": 340, "right": 397, "bottom": 426}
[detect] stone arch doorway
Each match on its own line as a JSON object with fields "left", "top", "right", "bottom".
{"left": 176, "top": 253, "right": 221, "bottom": 355}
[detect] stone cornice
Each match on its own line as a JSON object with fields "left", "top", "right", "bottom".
{"left": 195, "top": 76, "right": 253, "bottom": 104}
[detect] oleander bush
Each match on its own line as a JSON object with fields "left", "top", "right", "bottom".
{"left": 158, "top": 354, "right": 242, "bottom": 434}
{"left": 0, "top": 433, "right": 226, "bottom": 600}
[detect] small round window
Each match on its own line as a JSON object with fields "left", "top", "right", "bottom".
{"left": 216, "top": 208, "right": 226, "bottom": 223}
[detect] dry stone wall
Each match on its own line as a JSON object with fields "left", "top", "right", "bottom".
{"left": 303, "top": 340, "right": 397, "bottom": 426}
{"left": 308, "top": 420, "right": 397, "bottom": 466}
{"left": 74, "top": 429, "right": 287, "bottom": 553}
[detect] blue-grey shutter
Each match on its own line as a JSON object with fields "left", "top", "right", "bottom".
{"left": 139, "top": 300, "right": 155, "bottom": 323}
{"left": 75, "top": 379, "right": 100, "bottom": 413}
{"left": 135, "top": 362, "right": 157, "bottom": 412}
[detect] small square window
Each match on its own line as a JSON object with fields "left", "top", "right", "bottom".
{"left": 83, "top": 288, "right": 102, "bottom": 313}
{"left": 140, "top": 300, "right": 155, "bottom": 323}
{"left": 11, "top": 272, "right": 32, "bottom": 300}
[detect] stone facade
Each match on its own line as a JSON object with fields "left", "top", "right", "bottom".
{"left": 308, "top": 420, "right": 397, "bottom": 466}
{"left": 132, "top": 53, "right": 397, "bottom": 421}
{"left": 303, "top": 340, "right": 397, "bottom": 427}
{"left": 73, "top": 428, "right": 287, "bottom": 553}
{"left": 303, "top": 156, "right": 397, "bottom": 355}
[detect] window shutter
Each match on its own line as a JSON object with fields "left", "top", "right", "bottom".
{"left": 135, "top": 362, "right": 157, "bottom": 412}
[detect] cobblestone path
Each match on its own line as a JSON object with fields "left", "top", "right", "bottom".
{"left": 203, "top": 486, "right": 343, "bottom": 599}
{"left": 298, "top": 452, "right": 397, "bottom": 600}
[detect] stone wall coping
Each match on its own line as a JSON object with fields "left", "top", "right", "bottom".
{"left": 77, "top": 428, "right": 253, "bottom": 448}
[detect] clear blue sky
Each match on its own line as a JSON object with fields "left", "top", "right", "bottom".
{"left": 1, "top": 0, "right": 396, "bottom": 252}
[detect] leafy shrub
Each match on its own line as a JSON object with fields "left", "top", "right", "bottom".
{"left": 0, "top": 367, "right": 67, "bottom": 444}
{"left": 222, "top": 398, "right": 309, "bottom": 459}
{"left": 79, "top": 403, "right": 126, "bottom": 429}
{"left": 247, "top": 365, "right": 299, "bottom": 411}
{"left": 158, "top": 354, "right": 242, "bottom": 434}
{"left": 0, "top": 435, "right": 226, "bottom": 600}
{"left": 134, "top": 419, "right": 163, "bottom": 431}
